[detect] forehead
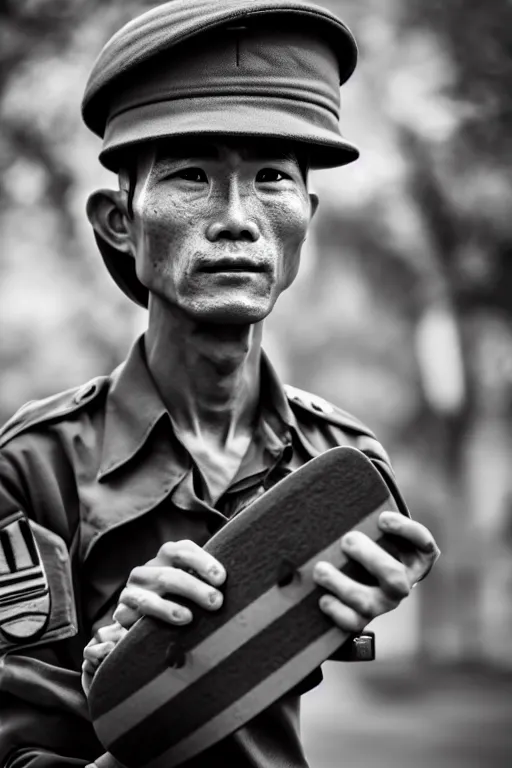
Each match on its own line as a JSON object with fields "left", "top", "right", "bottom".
{"left": 151, "top": 137, "right": 302, "bottom": 165}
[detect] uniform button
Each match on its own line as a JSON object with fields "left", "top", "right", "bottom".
{"left": 73, "top": 382, "right": 96, "bottom": 404}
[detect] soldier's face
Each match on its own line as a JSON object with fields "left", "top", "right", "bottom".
{"left": 127, "top": 138, "right": 317, "bottom": 324}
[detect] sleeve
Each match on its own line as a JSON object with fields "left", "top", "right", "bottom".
{"left": 0, "top": 451, "right": 103, "bottom": 768}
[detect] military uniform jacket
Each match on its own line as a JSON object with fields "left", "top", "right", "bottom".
{"left": 0, "top": 338, "right": 408, "bottom": 768}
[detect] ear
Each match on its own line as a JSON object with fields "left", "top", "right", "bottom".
{"left": 309, "top": 192, "right": 319, "bottom": 221}
{"left": 86, "top": 189, "right": 134, "bottom": 254}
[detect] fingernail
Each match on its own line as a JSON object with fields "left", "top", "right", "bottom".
{"left": 208, "top": 590, "right": 223, "bottom": 607}
{"left": 314, "top": 563, "right": 330, "bottom": 579}
{"left": 319, "top": 595, "right": 334, "bottom": 611}
{"left": 343, "top": 533, "right": 356, "bottom": 548}
{"left": 172, "top": 608, "right": 192, "bottom": 624}
{"left": 209, "top": 566, "right": 225, "bottom": 584}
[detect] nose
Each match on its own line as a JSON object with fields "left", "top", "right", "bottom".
{"left": 206, "top": 182, "right": 260, "bottom": 242}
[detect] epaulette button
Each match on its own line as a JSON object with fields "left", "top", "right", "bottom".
{"left": 310, "top": 396, "right": 334, "bottom": 415}
{"left": 73, "top": 382, "right": 97, "bottom": 405}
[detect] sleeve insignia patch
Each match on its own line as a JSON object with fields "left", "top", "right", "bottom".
{"left": 0, "top": 511, "right": 51, "bottom": 644}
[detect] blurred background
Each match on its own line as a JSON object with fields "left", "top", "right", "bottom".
{"left": 1, "top": 0, "right": 511, "bottom": 766}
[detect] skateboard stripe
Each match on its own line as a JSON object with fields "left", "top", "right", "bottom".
{"left": 144, "top": 626, "right": 346, "bottom": 768}
{"left": 92, "top": 448, "right": 389, "bottom": 715}
{"left": 111, "top": 583, "right": 362, "bottom": 764}
{"left": 94, "top": 503, "right": 386, "bottom": 746}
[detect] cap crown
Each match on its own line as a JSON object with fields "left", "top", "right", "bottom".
{"left": 82, "top": 0, "right": 358, "bottom": 139}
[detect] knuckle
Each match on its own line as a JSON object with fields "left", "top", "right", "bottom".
{"left": 95, "top": 627, "right": 109, "bottom": 643}
{"left": 385, "top": 569, "right": 410, "bottom": 598}
{"left": 128, "top": 565, "right": 144, "bottom": 582}
{"left": 136, "top": 592, "right": 153, "bottom": 612}
{"left": 128, "top": 566, "right": 146, "bottom": 584}
{"left": 172, "top": 547, "right": 191, "bottom": 565}
{"left": 352, "top": 593, "right": 374, "bottom": 619}
{"left": 346, "top": 610, "right": 366, "bottom": 632}
{"left": 175, "top": 539, "right": 196, "bottom": 556}
{"left": 118, "top": 588, "right": 133, "bottom": 606}
{"left": 156, "top": 567, "right": 182, "bottom": 591}
{"left": 159, "top": 541, "right": 176, "bottom": 558}
{"left": 156, "top": 569, "right": 170, "bottom": 589}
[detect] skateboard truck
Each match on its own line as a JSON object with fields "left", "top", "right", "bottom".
{"left": 330, "top": 631, "right": 375, "bottom": 662}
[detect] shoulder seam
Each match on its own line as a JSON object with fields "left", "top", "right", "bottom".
{"left": 0, "top": 376, "right": 109, "bottom": 448}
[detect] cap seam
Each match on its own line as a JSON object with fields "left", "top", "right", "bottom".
{"left": 108, "top": 90, "right": 341, "bottom": 125}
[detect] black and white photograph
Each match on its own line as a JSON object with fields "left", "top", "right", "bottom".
{"left": 0, "top": 1, "right": 510, "bottom": 767}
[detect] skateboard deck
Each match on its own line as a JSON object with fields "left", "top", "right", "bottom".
{"left": 89, "top": 446, "right": 405, "bottom": 768}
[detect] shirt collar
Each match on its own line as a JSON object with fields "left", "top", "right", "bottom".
{"left": 98, "top": 335, "right": 297, "bottom": 481}
{"left": 98, "top": 336, "right": 169, "bottom": 479}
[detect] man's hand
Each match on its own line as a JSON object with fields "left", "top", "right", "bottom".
{"left": 82, "top": 622, "right": 128, "bottom": 696}
{"left": 313, "top": 511, "right": 440, "bottom": 633}
{"left": 112, "top": 539, "right": 227, "bottom": 630}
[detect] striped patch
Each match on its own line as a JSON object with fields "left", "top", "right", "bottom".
{"left": 0, "top": 511, "right": 50, "bottom": 644}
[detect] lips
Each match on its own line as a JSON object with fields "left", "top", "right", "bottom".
{"left": 198, "top": 258, "right": 268, "bottom": 273}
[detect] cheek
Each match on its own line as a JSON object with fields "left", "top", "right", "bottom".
{"left": 132, "top": 197, "right": 192, "bottom": 287}
{"left": 269, "top": 196, "right": 309, "bottom": 284}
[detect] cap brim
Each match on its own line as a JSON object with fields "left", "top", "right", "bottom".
{"left": 100, "top": 96, "right": 359, "bottom": 172}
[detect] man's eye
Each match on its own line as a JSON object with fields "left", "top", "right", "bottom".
{"left": 174, "top": 168, "right": 208, "bottom": 183}
{"left": 256, "top": 168, "right": 290, "bottom": 183}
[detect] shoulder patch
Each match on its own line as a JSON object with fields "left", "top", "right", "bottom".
{"left": 0, "top": 376, "right": 109, "bottom": 448}
{"left": 0, "top": 511, "right": 50, "bottom": 644}
{"left": 284, "top": 384, "right": 376, "bottom": 438}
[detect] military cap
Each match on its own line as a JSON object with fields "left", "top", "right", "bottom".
{"left": 83, "top": 0, "right": 360, "bottom": 171}
{"left": 82, "top": 0, "right": 361, "bottom": 306}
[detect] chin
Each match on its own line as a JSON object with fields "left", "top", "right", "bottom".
{"left": 186, "top": 297, "right": 274, "bottom": 325}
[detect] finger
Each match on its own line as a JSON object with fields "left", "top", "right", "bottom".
{"left": 127, "top": 566, "right": 224, "bottom": 612}
{"left": 112, "top": 602, "right": 140, "bottom": 629}
{"left": 82, "top": 658, "right": 98, "bottom": 676}
{"left": 116, "top": 585, "right": 194, "bottom": 626}
{"left": 340, "top": 531, "right": 411, "bottom": 601}
{"left": 379, "top": 512, "right": 441, "bottom": 559}
{"left": 313, "top": 562, "right": 395, "bottom": 620}
{"left": 94, "top": 622, "right": 128, "bottom": 645}
{"left": 81, "top": 660, "right": 97, "bottom": 695}
{"left": 84, "top": 641, "right": 116, "bottom": 664}
{"left": 318, "top": 594, "right": 367, "bottom": 634}
{"left": 157, "top": 540, "right": 226, "bottom": 586}
{"left": 379, "top": 513, "right": 441, "bottom": 586}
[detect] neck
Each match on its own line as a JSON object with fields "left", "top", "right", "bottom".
{"left": 144, "top": 297, "right": 263, "bottom": 445}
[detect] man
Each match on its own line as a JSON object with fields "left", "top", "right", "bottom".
{"left": 0, "top": 1, "right": 440, "bottom": 767}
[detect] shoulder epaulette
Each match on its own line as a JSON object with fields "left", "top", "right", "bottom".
{"left": 284, "top": 384, "right": 392, "bottom": 464}
{"left": 0, "top": 376, "right": 109, "bottom": 448}
{"left": 284, "top": 384, "right": 374, "bottom": 435}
